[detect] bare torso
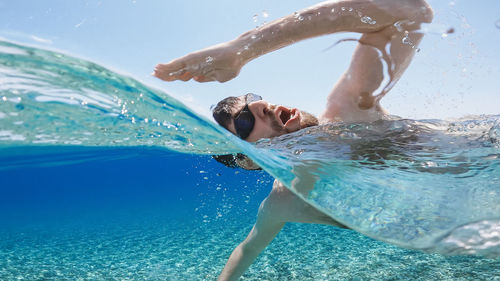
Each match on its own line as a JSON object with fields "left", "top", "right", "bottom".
{"left": 154, "top": 1, "right": 433, "bottom": 280}
{"left": 265, "top": 180, "right": 347, "bottom": 228}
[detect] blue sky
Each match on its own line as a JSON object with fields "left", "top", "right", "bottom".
{"left": 1, "top": 0, "right": 499, "bottom": 120}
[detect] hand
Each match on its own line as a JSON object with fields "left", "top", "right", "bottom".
{"left": 154, "top": 43, "right": 244, "bottom": 83}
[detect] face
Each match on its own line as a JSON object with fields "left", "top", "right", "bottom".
{"left": 228, "top": 94, "right": 317, "bottom": 142}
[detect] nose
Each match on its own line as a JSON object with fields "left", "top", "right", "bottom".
{"left": 248, "top": 100, "right": 271, "bottom": 120}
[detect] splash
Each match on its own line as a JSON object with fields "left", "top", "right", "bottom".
{"left": 0, "top": 40, "right": 239, "bottom": 155}
{"left": 1, "top": 40, "right": 499, "bottom": 257}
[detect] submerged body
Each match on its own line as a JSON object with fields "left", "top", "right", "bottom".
{"left": 155, "top": 0, "right": 434, "bottom": 280}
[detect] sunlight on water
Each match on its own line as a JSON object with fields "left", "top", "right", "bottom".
{"left": 0, "top": 40, "right": 238, "bottom": 155}
{"left": 1, "top": 40, "right": 499, "bottom": 257}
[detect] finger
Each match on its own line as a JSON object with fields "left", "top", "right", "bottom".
{"left": 153, "top": 64, "right": 175, "bottom": 81}
{"left": 193, "top": 75, "right": 215, "bottom": 83}
{"left": 193, "top": 75, "right": 204, "bottom": 82}
{"left": 154, "top": 62, "right": 187, "bottom": 81}
{"left": 179, "top": 71, "right": 193, "bottom": 81}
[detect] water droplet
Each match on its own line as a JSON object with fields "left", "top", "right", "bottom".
{"left": 331, "top": 8, "right": 335, "bottom": 13}
{"left": 251, "top": 34, "right": 257, "bottom": 39}
{"left": 402, "top": 31, "right": 414, "bottom": 46}
{"left": 341, "top": 7, "right": 346, "bottom": 11}
{"left": 294, "top": 12, "right": 304, "bottom": 21}
{"left": 496, "top": 19, "right": 500, "bottom": 29}
{"left": 262, "top": 10, "right": 269, "bottom": 18}
{"left": 205, "top": 56, "right": 213, "bottom": 63}
{"left": 1, "top": 96, "right": 6, "bottom": 101}
{"left": 348, "top": 7, "right": 353, "bottom": 12}
{"left": 361, "top": 16, "right": 376, "bottom": 25}
{"left": 253, "top": 14, "right": 258, "bottom": 23}
{"left": 393, "top": 20, "right": 405, "bottom": 32}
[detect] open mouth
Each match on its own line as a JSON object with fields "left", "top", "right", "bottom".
{"left": 279, "top": 110, "right": 291, "bottom": 125}
{"left": 275, "top": 106, "right": 299, "bottom": 127}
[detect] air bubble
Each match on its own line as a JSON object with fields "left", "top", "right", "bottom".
{"left": 341, "top": 7, "right": 346, "bottom": 11}
{"left": 331, "top": 8, "right": 335, "bottom": 13}
{"left": 262, "top": 10, "right": 269, "bottom": 18}
{"left": 205, "top": 56, "right": 213, "bottom": 63}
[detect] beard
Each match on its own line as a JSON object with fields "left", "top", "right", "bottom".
{"left": 299, "top": 110, "right": 319, "bottom": 129}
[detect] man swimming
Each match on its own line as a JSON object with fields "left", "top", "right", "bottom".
{"left": 154, "top": 0, "right": 433, "bottom": 280}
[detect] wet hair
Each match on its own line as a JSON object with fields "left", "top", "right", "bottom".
{"left": 211, "top": 95, "right": 319, "bottom": 170}
{"left": 211, "top": 95, "right": 261, "bottom": 170}
{"left": 212, "top": 153, "right": 261, "bottom": 170}
{"left": 212, "top": 96, "right": 239, "bottom": 131}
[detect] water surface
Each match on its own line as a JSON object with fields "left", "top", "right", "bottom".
{"left": 0, "top": 40, "right": 499, "bottom": 279}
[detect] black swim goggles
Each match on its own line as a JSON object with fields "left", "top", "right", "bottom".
{"left": 234, "top": 93, "right": 262, "bottom": 140}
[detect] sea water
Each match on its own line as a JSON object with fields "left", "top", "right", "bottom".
{"left": 1, "top": 40, "right": 499, "bottom": 280}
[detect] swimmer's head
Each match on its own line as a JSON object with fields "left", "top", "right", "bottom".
{"left": 212, "top": 93, "right": 318, "bottom": 169}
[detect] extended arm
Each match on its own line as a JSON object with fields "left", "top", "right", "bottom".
{"left": 218, "top": 197, "right": 285, "bottom": 281}
{"left": 154, "top": 0, "right": 432, "bottom": 84}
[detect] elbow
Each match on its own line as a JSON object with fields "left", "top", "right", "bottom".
{"left": 390, "top": 0, "right": 434, "bottom": 25}
{"left": 408, "top": 0, "right": 434, "bottom": 24}
{"left": 239, "top": 240, "right": 261, "bottom": 255}
{"left": 418, "top": 1, "right": 434, "bottom": 24}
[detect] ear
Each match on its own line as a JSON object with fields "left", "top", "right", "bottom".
{"left": 235, "top": 155, "right": 261, "bottom": 170}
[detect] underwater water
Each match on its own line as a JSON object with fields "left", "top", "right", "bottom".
{"left": 1, "top": 40, "right": 499, "bottom": 280}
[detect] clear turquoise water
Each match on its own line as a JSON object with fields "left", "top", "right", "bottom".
{"left": 0, "top": 40, "right": 499, "bottom": 280}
